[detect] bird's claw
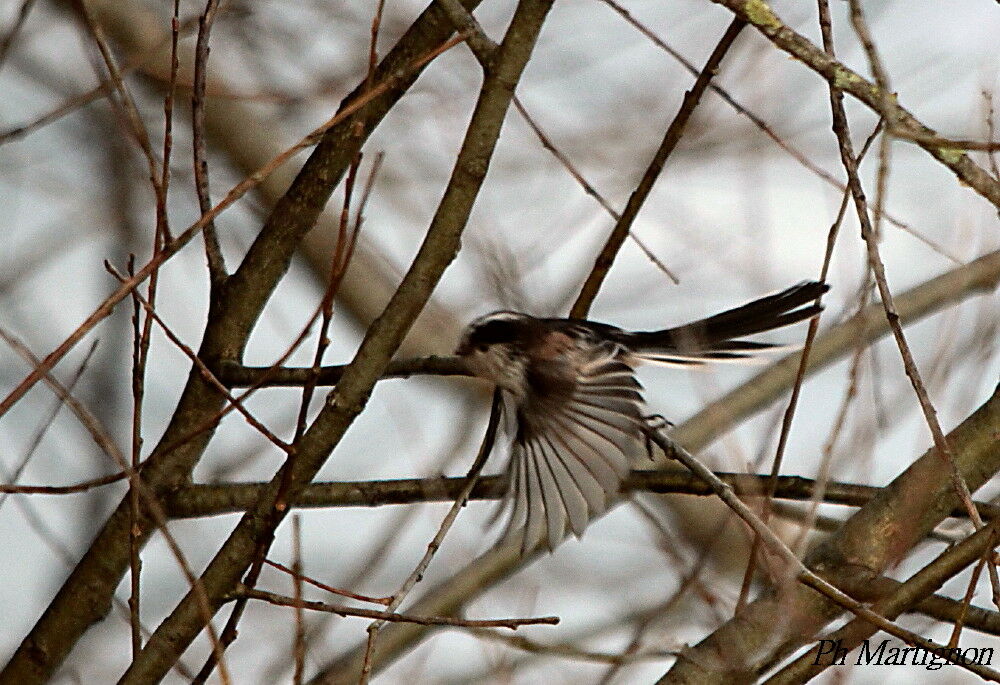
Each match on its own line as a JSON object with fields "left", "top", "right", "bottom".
{"left": 642, "top": 414, "right": 673, "bottom": 460}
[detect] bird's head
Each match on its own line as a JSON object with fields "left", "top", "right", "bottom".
{"left": 456, "top": 311, "right": 536, "bottom": 394}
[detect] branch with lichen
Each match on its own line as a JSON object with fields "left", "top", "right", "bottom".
{"left": 710, "top": 0, "right": 1000, "bottom": 209}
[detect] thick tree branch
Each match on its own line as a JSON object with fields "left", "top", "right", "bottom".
{"left": 649, "top": 431, "right": 1000, "bottom": 683}
{"left": 769, "top": 521, "right": 1000, "bottom": 683}
{"left": 164, "top": 470, "right": 1000, "bottom": 522}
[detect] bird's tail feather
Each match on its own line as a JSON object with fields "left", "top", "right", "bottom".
{"left": 624, "top": 281, "right": 828, "bottom": 364}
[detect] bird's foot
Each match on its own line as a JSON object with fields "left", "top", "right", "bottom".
{"left": 642, "top": 414, "right": 673, "bottom": 460}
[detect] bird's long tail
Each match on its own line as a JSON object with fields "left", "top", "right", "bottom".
{"left": 621, "top": 280, "right": 828, "bottom": 365}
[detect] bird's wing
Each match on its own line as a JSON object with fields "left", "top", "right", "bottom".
{"left": 495, "top": 346, "right": 648, "bottom": 554}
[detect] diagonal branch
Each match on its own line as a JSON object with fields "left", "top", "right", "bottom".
{"left": 649, "top": 431, "right": 1000, "bottom": 683}
{"left": 767, "top": 521, "right": 1000, "bottom": 683}
{"left": 708, "top": 0, "right": 1000, "bottom": 209}
{"left": 816, "top": 0, "right": 999, "bottom": 609}
{"left": 570, "top": 17, "right": 747, "bottom": 318}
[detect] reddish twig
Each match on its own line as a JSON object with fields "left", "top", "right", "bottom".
{"left": 0, "top": 469, "right": 132, "bottom": 494}
{"left": 0, "top": 342, "right": 97, "bottom": 513}
{"left": 107, "top": 262, "right": 294, "bottom": 454}
{"left": 1, "top": 319, "right": 232, "bottom": 682}
{"left": 264, "top": 558, "right": 392, "bottom": 606}
{"left": 0, "top": 326, "right": 125, "bottom": 465}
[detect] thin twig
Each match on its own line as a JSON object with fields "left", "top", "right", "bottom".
{"left": 192, "top": 0, "right": 226, "bottom": 282}
{"left": 291, "top": 515, "right": 306, "bottom": 685}
{"left": 472, "top": 627, "right": 677, "bottom": 665}
{"left": 70, "top": 0, "right": 167, "bottom": 235}
{"left": 434, "top": 0, "right": 677, "bottom": 284}
{"left": 949, "top": 541, "right": 991, "bottom": 649}
{"left": 816, "top": 0, "right": 998, "bottom": 602}
{"left": 159, "top": 0, "right": 181, "bottom": 243}
{"left": 235, "top": 586, "right": 558, "bottom": 629}
{"left": 570, "top": 17, "right": 747, "bottom": 318}
{"left": 294, "top": 154, "right": 362, "bottom": 441}
{"left": 0, "top": 468, "right": 133, "bottom": 494}
{"left": 736, "top": 123, "right": 881, "bottom": 611}
{"left": 360, "top": 390, "right": 503, "bottom": 683}
{"left": 127, "top": 257, "right": 145, "bottom": 658}
{"left": 1, "top": 324, "right": 233, "bottom": 684}
{"left": 0, "top": 13, "right": 200, "bottom": 149}
{"left": 0, "top": 81, "right": 112, "bottom": 145}
{"left": 513, "top": 99, "right": 679, "bottom": 283}
{"left": 598, "top": 0, "right": 963, "bottom": 264}
{"left": 0, "top": 326, "right": 125, "bottom": 465}
{"left": 107, "top": 262, "right": 293, "bottom": 453}
{"left": 0, "top": 342, "right": 98, "bottom": 514}
{"left": 888, "top": 130, "right": 1000, "bottom": 152}
{"left": 847, "top": 0, "right": 893, "bottom": 244}
{"left": 791, "top": 286, "right": 873, "bottom": 558}
{"left": 264, "top": 558, "right": 392, "bottom": 605}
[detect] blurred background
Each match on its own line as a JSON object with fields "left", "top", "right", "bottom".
{"left": 1, "top": 0, "right": 999, "bottom": 682}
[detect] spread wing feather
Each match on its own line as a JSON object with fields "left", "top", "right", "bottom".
{"left": 495, "top": 348, "right": 648, "bottom": 553}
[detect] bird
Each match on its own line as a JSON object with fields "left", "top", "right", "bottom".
{"left": 455, "top": 280, "right": 829, "bottom": 554}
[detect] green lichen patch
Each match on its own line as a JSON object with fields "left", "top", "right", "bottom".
{"left": 743, "top": 0, "right": 782, "bottom": 31}
{"left": 936, "top": 147, "right": 965, "bottom": 165}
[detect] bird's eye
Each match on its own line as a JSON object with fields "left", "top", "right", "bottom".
{"left": 476, "top": 343, "right": 490, "bottom": 353}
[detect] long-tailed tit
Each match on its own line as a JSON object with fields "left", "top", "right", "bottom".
{"left": 456, "top": 281, "right": 829, "bottom": 553}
